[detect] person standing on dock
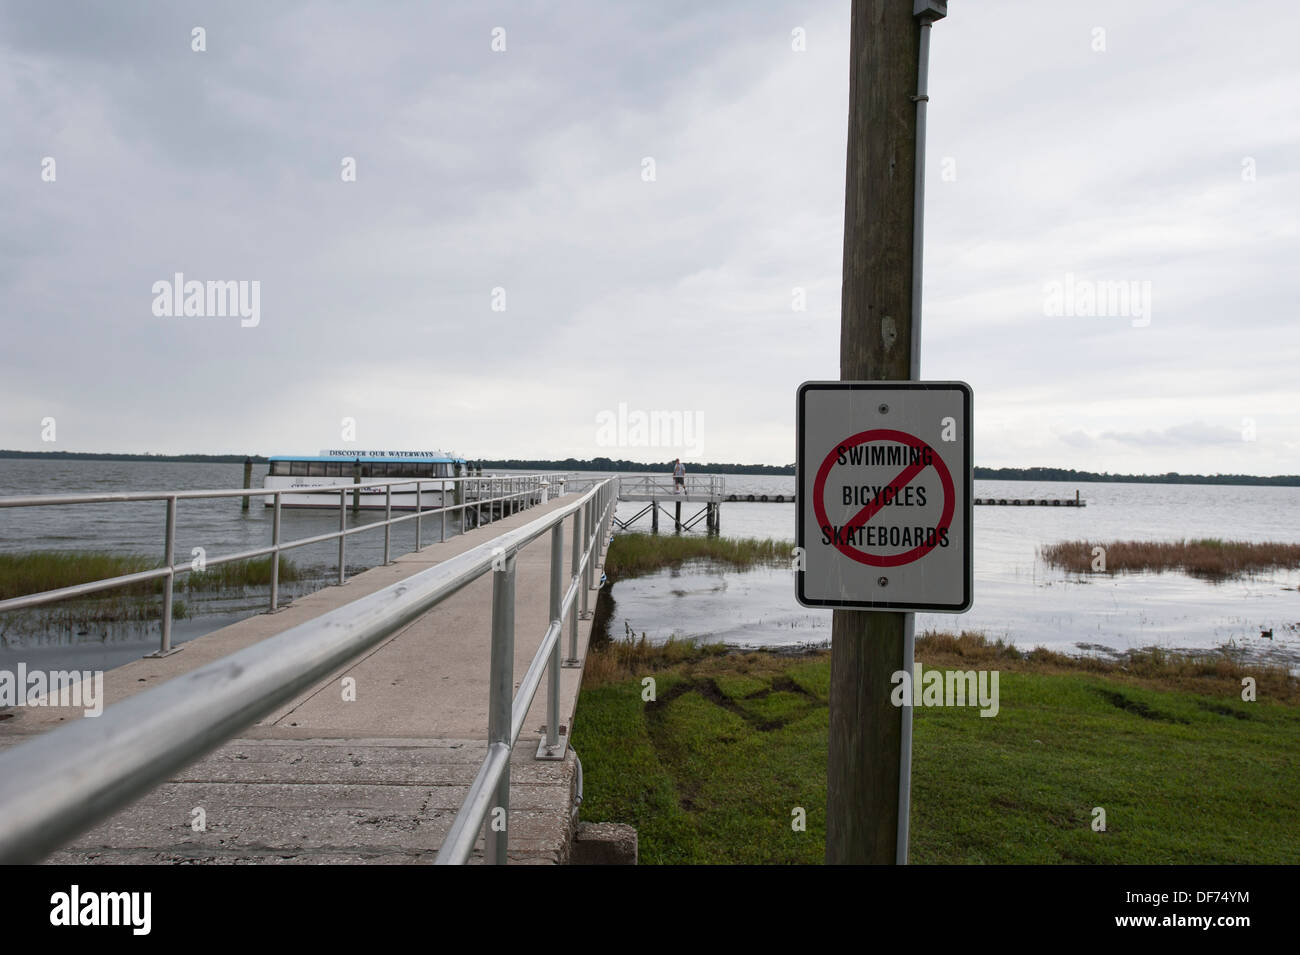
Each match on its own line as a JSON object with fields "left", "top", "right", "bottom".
{"left": 672, "top": 459, "right": 686, "bottom": 493}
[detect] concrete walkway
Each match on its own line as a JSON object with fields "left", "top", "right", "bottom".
{"left": 0, "top": 494, "right": 607, "bottom": 864}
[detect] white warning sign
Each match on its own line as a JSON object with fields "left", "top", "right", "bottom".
{"left": 796, "top": 381, "right": 972, "bottom": 612}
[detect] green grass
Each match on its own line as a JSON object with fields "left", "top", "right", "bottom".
{"left": 605, "top": 532, "right": 792, "bottom": 580}
{"left": 0, "top": 550, "right": 301, "bottom": 601}
{"left": 573, "top": 640, "right": 1300, "bottom": 864}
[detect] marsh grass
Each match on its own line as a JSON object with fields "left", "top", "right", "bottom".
{"left": 604, "top": 533, "right": 790, "bottom": 581}
{"left": 583, "top": 624, "right": 731, "bottom": 687}
{"left": 0, "top": 551, "right": 160, "bottom": 601}
{"left": 0, "top": 550, "right": 302, "bottom": 601}
{"left": 0, "top": 551, "right": 303, "bottom": 635}
{"left": 1041, "top": 538, "right": 1300, "bottom": 581}
{"left": 183, "top": 555, "right": 300, "bottom": 592}
{"left": 583, "top": 629, "right": 1298, "bottom": 703}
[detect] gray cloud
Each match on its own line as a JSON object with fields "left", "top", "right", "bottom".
{"left": 1099, "top": 422, "right": 1244, "bottom": 447}
{"left": 1, "top": 0, "right": 1297, "bottom": 474}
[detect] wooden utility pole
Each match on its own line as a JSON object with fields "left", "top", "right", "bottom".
{"left": 827, "top": 0, "right": 923, "bottom": 864}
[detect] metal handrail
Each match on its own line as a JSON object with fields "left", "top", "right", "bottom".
{"left": 0, "top": 472, "right": 569, "bottom": 655}
{"left": 0, "top": 478, "right": 617, "bottom": 865}
{"left": 434, "top": 477, "right": 615, "bottom": 863}
{"left": 617, "top": 474, "right": 724, "bottom": 497}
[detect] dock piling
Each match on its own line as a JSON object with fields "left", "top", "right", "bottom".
{"left": 241, "top": 456, "right": 252, "bottom": 511}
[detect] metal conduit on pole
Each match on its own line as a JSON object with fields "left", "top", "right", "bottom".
{"left": 894, "top": 0, "right": 945, "bottom": 868}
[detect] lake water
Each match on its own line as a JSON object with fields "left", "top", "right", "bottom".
{"left": 0, "top": 461, "right": 1297, "bottom": 671}
{"left": 607, "top": 474, "right": 1300, "bottom": 670}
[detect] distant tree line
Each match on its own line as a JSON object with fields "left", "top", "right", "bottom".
{"left": 0, "top": 450, "right": 266, "bottom": 463}
{"left": 475, "top": 457, "right": 796, "bottom": 475}
{"left": 972, "top": 466, "right": 1300, "bottom": 487}
{"left": 3, "top": 451, "right": 1296, "bottom": 486}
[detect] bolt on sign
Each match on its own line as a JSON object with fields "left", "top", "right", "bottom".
{"left": 796, "top": 381, "right": 973, "bottom": 612}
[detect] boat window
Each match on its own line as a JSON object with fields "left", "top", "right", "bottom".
{"left": 308, "top": 462, "right": 326, "bottom": 477}
{"left": 290, "top": 462, "right": 308, "bottom": 476}
{"left": 361, "top": 465, "right": 373, "bottom": 477}
{"left": 269, "top": 461, "right": 285, "bottom": 476}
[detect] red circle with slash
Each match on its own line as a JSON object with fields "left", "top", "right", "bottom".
{"left": 811, "top": 429, "right": 955, "bottom": 567}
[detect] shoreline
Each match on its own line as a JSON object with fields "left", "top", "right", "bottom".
{"left": 595, "top": 534, "right": 1300, "bottom": 672}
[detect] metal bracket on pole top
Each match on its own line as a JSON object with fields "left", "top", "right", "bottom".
{"left": 535, "top": 727, "right": 570, "bottom": 761}
{"left": 913, "top": 0, "right": 946, "bottom": 20}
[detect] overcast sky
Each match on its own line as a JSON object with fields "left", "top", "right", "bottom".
{"left": 2, "top": 0, "right": 1296, "bottom": 473}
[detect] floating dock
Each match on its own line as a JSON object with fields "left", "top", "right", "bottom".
{"left": 720, "top": 492, "right": 1086, "bottom": 507}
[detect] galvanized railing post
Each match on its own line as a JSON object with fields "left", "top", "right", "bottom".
{"left": 384, "top": 484, "right": 392, "bottom": 564}
{"left": 158, "top": 495, "right": 177, "bottom": 655}
{"left": 485, "top": 550, "right": 516, "bottom": 865}
{"left": 416, "top": 480, "right": 423, "bottom": 551}
{"left": 565, "top": 503, "right": 581, "bottom": 665}
{"left": 544, "top": 524, "right": 563, "bottom": 753}
{"left": 580, "top": 498, "right": 592, "bottom": 621}
{"left": 270, "top": 493, "right": 282, "bottom": 611}
{"left": 337, "top": 489, "right": 346, "bottom": 585}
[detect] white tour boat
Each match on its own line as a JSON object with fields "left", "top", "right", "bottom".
{"left": 263, "top": 450, "right": 468, "bottom": 510}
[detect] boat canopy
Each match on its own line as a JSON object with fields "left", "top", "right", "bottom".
{"left": 268, "top": 450, "right": 466, "bottom": 463}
